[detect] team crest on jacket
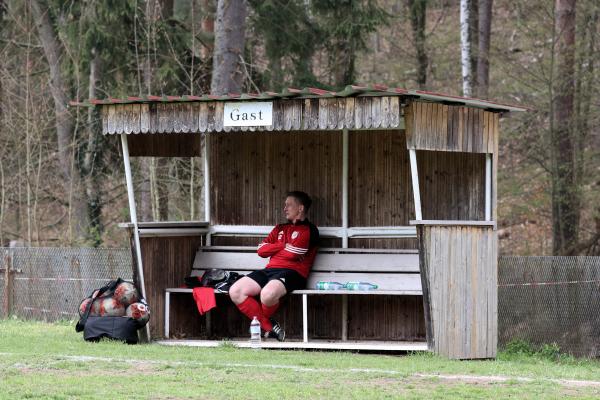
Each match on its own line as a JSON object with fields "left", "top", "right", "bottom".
{"left": 278, "top": 231, "right": 284, "bottom": 240}
{"left": 292, "top": 231, "right": 299, "bottom": 239}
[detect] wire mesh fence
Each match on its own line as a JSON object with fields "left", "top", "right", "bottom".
{"left": 1, "top": 248, "right": 599, "bottom": 357}
{"left": 1, "top": 247, "right": 133, "bottom": 322}
{"left": 498, "top": 256, "right": 600, "bottom": 357}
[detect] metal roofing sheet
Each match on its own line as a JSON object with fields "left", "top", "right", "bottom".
{"left": 70, "top": 84, "right": 528, "bottom": 112}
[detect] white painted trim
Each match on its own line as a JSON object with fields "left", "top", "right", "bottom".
{"left": 302, "top": 294, "right": 308, "bottom": 343}
{"left": 210, "top": 225, "right": 341, "bottom": 237}
{"left": 118, "top": 221, "right": 209, "bottom": 229}
{"left": 209, "top": 225, "right": 417, "bottom": 238}
{"left": 136, "top": 228, "right": 209, "bottom": 237}
{"left": 342, "top": 129, "right": 349, "bottom": 248}
{"left": 166, "top": 287, "right": 423, "bottom": 296}
{"left": 409, "top": 149, "right": 423, "bottom": 221}
{"left": 203, "top": 134, "right": 211, "bottom": 246}
{"left": 341, "top": 294, "right": 348, "bottom": 341}
{"left": 346, "top": 226, "right": 417, "bottom": 238}
{"left": 485, "top": 154, "right": 492, "bottom": 221}
{"left": 121, "top": 133, "right": 150, "bottom": 340}
{"left": 410, "top": 220, "right": 496, "bottom": 228}
{"left": 156, "top": 339, "right": 429, "bottom": 351}
{"left": 165, "top": 291, "right": 170, "bottom": 338}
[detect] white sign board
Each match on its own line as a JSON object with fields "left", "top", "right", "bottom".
{"left": 223, "top": 102, "right": 273, "bottom": 127}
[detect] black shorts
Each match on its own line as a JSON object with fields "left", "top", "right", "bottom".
{"left": 247, "top": 268, "right": 307, "bottom": 293}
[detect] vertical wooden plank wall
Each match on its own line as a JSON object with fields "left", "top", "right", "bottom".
{"left": 405, "top": 100, "right": 499, "bottom": 154}
{"left": 136, "top": 235, "right": 203, "bottom": 339}
{"left": 417, "top": 151, "right": 486, "bottom": 220}
{"left": 209, "top": 131, "right": 342, "bottom": 227}
{"left": 418, "top": 225, "right": 497, "bottom": 359}
{"left": 349, "top": 130, "right": 417, "bottom": 249}
{"left": 127, "top": 132, "right": 201, "bottom": 157}
{"left": 349, "top": 130, "right": 414, "bottom": 227}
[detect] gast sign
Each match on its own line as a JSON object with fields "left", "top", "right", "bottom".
{"left": 223, "top": 102, "right": 273, "bottom": 127}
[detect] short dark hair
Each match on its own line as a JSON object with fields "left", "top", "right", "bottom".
{"left": 287, "top": 191, "right": 312, "bottom": 212}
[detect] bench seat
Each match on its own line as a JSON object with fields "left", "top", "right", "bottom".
{"left": 165, "top": 246, "right": 422, "bottom": 342}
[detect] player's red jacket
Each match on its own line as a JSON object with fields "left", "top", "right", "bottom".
{"left": 257, "top": 219, "right": 320, "bottom": 278}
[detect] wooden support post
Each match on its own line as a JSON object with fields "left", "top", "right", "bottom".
{"left": 342, "top": 129, "right": 349, "bottom": 248}
{"left": 203, "top": 134, "right": 211, "bottom": 246}
{"left": 302, "top": 294, "right": 308, "bottom": 343}
{"left": 485, "top": 154, "right": 492, "bottom": 221}
{"left": 409, "top": 149, "right": 423, "bottom": 220}
{"left": 164, "top": 291, "right": 170, "bottom": 338}
{"left": 3, "top": 251, "right": 13, "bottom": 318}
{"left": 121, "top": 133, "right": 150, "bottom": 341}
{"left": 206, "top": 310, "right": 212, "bottom": 337}
{"left": 341, "top": 294, "right": 348, "bottom": 341}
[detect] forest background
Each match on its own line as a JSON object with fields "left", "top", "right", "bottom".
{"left": 0, "top": 0, "right": 598, "bottom": 256}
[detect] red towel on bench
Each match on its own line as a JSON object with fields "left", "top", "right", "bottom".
{"left": 192, "top": 287, "right": 216, "bottom": 315}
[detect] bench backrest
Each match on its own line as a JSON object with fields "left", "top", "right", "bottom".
{"left": 191, "top": 246, "right": 421, "bottom": 292}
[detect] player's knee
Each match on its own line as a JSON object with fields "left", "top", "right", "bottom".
{"left": 260, "top": 287, "right": 280, "bottom": 305}
{"left": 229, "top": 281, "right": 244, "bottom": 304}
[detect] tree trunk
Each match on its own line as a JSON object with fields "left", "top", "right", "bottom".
{"left": 201, "top": 0, "right": 215, "bottom": 60}
{"left": 330, "top": 3, "right": 356, "bottom": 88}
{"left": 211, "top": 0, "right": 247, "bottom": 94}
{"left": 83, "top": 50, "right": 104, "bottom": 245}
{"left": 476, "top": 0, "right": 493, "bottom": 99}
{"left": 460, "top": 0, "right": 473, "bottom": 96}
{"left": 0, "top": 0, "right": 6, "bottom": 244}
{"left": 569, "top": 3, "right": 597, "bottom": 254}
{"left": 551, "top": 0, "right": 578, "bottom": 255}
{"left": 333, "top": 41, "right": 355, "bottom": 88}
{"left": 31, "top": 0, "right": 90, "bottom": 242}
{"left": 142, "top": 0, "right": 174, "bottom": 222}
{"left": 407, "top": 0, "right": 428, "bottom": 89}
{"left": 460, "top": 0, "right": 477, "bottom": 96}
{"left": 0, "top": 0, "right": 5, "bottom": 120}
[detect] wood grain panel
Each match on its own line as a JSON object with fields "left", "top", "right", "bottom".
{"left": 347, "top": 295, "right": 425, "bottom": 340}
{"left": 137, "top": 235, "right": 203, "bottom": 339}
{"left": 418, "top": 225, "right": 497, "bottom": 359}
{"left": 417, "top": 151, "right": 485, "bottom": 221}
{"left": 210, "top": 131, "right": 342, "bottom": 227}
{"left": 349, "top": 130, "right": 414, "bottom": 228}
{"left": 405, "top": 101, "right": 498, "bottom": 153}
{"left": 102, "top": 97, "right": 404, "bottom": 135}
{"left": 127, "top": 132, "right": 202, "bottom": 157}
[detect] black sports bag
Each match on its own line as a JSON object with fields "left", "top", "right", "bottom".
{"left": 76, "top": 278, "right": 147, "bottom": 344}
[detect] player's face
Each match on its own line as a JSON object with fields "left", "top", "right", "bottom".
{"left": 284, "top": 196, "right": 303, "bottom": 221}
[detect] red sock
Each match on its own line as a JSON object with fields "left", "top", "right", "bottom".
{"left": 261, "top": 302, "right": 279, "bottom": 319}
{"left": 236, "top": 297, "right": 272, "bottom": 331}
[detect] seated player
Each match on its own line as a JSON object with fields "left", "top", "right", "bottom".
{"left": 228, "top": 191, "right": 320, "bottom": 341}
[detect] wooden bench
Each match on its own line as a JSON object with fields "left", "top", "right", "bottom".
{"left": 164, "top": 246, "right": 422, "bottom": 342}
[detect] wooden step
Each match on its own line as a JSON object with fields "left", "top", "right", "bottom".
{"left": 156, "top": 339, "right": 429, "bottom": 352}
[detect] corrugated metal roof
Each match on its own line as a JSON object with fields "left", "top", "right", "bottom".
{"left": 70, "top": 84, "right": 528, "bottom": 112}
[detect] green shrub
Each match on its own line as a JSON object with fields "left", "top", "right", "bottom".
{"left": 502, "top": 339, "right": 536, "bottom": 356}
{"left": 502, "top": 339, "right": 571, "bottom": 362}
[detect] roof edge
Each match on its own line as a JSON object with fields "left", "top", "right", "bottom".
{"left": 70, "top": 85, "right": 529, "bottom": 113}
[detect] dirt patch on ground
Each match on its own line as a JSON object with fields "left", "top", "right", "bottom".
{"left": 414, "top": 373, "right": 600, "bottom": 389}
{"left": 13, "top": 359, "right": 159, "bottom": 378}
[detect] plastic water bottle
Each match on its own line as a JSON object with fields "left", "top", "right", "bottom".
{"left": 315, "top": 281, "right": 344, "bottom": 290}
{"left": 249, "top": 316, "right": 261, "bottom": 349}
{"left": 344, "top": 282, "right": 378, "bottom": 290}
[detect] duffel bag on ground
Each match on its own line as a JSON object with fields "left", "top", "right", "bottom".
{"left": 83, "top": 316, "right": 141, "bottom": 344}
{"left": 76, "top": 278, "right": 150, "bottom": 344}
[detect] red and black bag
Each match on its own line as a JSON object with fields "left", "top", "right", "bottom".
{"left": 76, "top": 278, "right": 149, "bottom": 344}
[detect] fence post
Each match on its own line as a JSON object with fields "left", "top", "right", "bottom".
{"left": 3, "top": 251, "right": 13, "bottom": 318}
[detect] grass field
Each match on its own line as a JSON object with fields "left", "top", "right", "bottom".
{"left": 1, "top": 319, "right": 599, "bottom": 399}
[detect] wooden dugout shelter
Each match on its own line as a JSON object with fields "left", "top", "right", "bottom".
{"left": 75, "top": 85, "right": 526, "bottom": 359}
